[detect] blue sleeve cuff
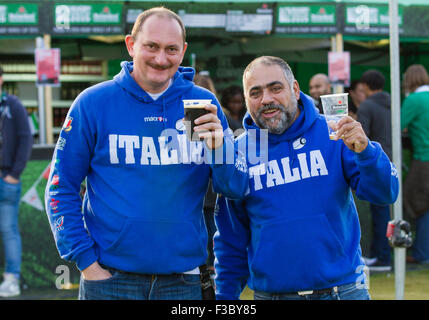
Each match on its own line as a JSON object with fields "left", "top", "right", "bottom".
{"left": 74, "top": 247, "right": 98, "bottom": 271}
{"left": 355, "top": 139, "right": 377, "bottom": 162}
{"left": 204, "top": 136, "right": 231, "bottom": 167}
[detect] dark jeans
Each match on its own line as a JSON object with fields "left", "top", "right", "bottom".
{"left": 204, "top": 207, "right": 217, "bottom": 267}
{"left": 413, "top": 211, "right": 429, "bottom": 263}
{"left": 369, "top": 203, "right": 391, "bottom": 263}
{"left": 78, "top": 269, "right": 202, "bottom": 300}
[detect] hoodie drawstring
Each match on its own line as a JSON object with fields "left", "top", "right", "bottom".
{"left": 288, "top": 141, "right": 296, "bottom": 168}
{"left": 162, "top": 97, "right": 167, "bottom": 130}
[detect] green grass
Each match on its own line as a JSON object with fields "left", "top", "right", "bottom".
{"left": 9, "top": 268, "right": 429, "bottom": 300}
{"left": 239, "top": 267, "right": 429, "bottom": 300}
{"left": 368, "top": 268, "right": 429, "bottom": 300}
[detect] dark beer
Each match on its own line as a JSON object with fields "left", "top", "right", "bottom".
{"left": 183, "top": 100, "right": 211, "bottom": 141}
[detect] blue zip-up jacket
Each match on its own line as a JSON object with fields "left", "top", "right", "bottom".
{"left": 44, "top": 61, "right": 248, "bottom": 274}
{"left": 214, "top": 92, "right": 399, "bottom": 299}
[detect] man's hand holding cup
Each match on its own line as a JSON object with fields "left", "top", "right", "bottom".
{"left": 183, "top": 100, "right": 224, "bottom": 150}
{"left": 331, "top": 116, "right": 368, "bottom": 153}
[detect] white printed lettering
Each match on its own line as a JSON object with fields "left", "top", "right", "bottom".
{"left": 249, "top": 163, "right": 266, "bottom": 191}
{"left": 249, "top": 150, "right": 329, "bottom": 191}
{"left": 140, "top": 136, "right": 160, "bottom": 165}
{"left": 281, "top": 157, "right": 301, "bottom": 183}
{"left": 310, "top": 150, "right": 328, "bottom": 177}
{"left": 159, "top": 136, "right": 179, "bottom": 165}
{"left": 118, "top": 135, "right": 139, "bottom": 164}
{"left": 109, "top": 134, "right": 119, "bottom": 164}
{"left": 266, "top": 160, "right": 285, "bottom": 187}
{"left": 297, "top": 153, "right": 311, "bottom": 179}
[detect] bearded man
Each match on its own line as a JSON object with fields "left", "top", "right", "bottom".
{"left": 213, "top": 56, "right": 399, "bottom": 300}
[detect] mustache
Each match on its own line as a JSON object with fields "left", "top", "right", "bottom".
{"left": 147, "top": 62, "right": 173, "bottom": 70}
{"left": 256, "top": 104, "right": 286, "bottom": 116}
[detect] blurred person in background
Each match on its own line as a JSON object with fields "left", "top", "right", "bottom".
{"left": 193, "top": 70, "right": 218, "bottom": 273}
{"left": 346, "top": 80, "right": 367, "bottom": 120}
{"left": 221, "top": 85, "right": 247, "bottom": 135}
{"left": 193, "top": 71, "right": 217, "bottom": 97}
{"left": 309, "top": 73, "right": 331, "bottom": 114}
{"left": 0, "top": 65, "right": 33, "bottom": 297}
{"left": 401, "top": 64, "right": 429, "bottom": 264}
{"left": 357, "top": 70, "right": 392, "bottom": 272}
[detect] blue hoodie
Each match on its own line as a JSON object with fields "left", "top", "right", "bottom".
{"left": 214, "top": 92, "right": 399, "bottom": 299}
{"left": 44, "top": 61, "right": 248, "bottom": 274}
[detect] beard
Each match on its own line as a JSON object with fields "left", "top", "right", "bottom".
{"left": 253, "top": 98, "right": 298, "bottom": 135}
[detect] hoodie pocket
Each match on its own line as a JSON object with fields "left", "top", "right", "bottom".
{"left": 104, "top": 218, "right": 205, "bottom": 273}
{"left": 250, "top": 214, "right": 353, "bottom": 292}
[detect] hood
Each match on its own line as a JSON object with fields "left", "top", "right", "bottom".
{"left": 242, "top": 91, "right": 319, "bottom": 143}
{"left": 113, "top": 61, "right": 195, "bottom": 104}
{"left": 367, "top": 91, "right": 391, "bottom": 110}
{"left": 415, "top": 85, "right": 429, "bottom": 93}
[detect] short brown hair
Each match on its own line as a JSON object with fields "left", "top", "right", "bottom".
{"left": 131, "top": 7, "right": 186, "bottom": 45}
{"left": 403, "top": 64, "right": 429, "bottom": 93}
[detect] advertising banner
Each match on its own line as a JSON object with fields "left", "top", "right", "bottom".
{"left": 125, "top": 2, "right": 273, "bottom": 36}
{"left": 0, "top": 3, "right": 40, "bottom": 35}
{"left": 328, "top": 51, "right": 350, "bottom": 87}
{"left": 344, "top": 4, "right": 404, "bottom": 36}
{"left": 53, "top": 3, "right": 123, "bottom": 35}
{"left": 35, "top": 48, "right": 61, "bottom": 86}
{"left": 276, "top": 4, "right": 338, "bottom": 35}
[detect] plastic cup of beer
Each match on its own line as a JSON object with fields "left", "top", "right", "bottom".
{"left": 183, "top": 99, "right": 212, "bottom": 141}
{"left": 320, "top": 93, "right": 348, "bottom": 140}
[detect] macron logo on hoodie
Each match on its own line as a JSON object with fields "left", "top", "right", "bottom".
{"left": 249, "top": 149, "right": 328, "bottom": 191}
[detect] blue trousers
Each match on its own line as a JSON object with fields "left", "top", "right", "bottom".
{"left": 78, "top": 268, "right": 202, "bottom": 300}
{"left": 0, "top": 180, "right": 22, "bottom": 278}
{"left": 413, "top": 211, "right": 429, "bottom": 263}
{"left": 369, "top": 203, "right": 391, "bottom": 263}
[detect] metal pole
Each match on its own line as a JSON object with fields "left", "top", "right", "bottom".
{"left": 190, "top": 53, "right": 196, "bottom": 69}
{"left": 36, "top": 37, "right": 46, "bottom": 145}
{"left": 389, "top": 0, "right": 405, "bottom": 300}
{"left": 43, "top": 34, "right": 54, "bottom": 145}
{"left": 329, "top": 33, "right": 344, "bottom": 94}
{"left": 335, "top": 33, "right": 344, "bottom": 94}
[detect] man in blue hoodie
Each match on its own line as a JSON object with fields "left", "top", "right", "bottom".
{"left": 214, "top": 56, "right": 399, "bottom": 300}
{"left": 44, "top": 7, "right": 248, "bottom": 300}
